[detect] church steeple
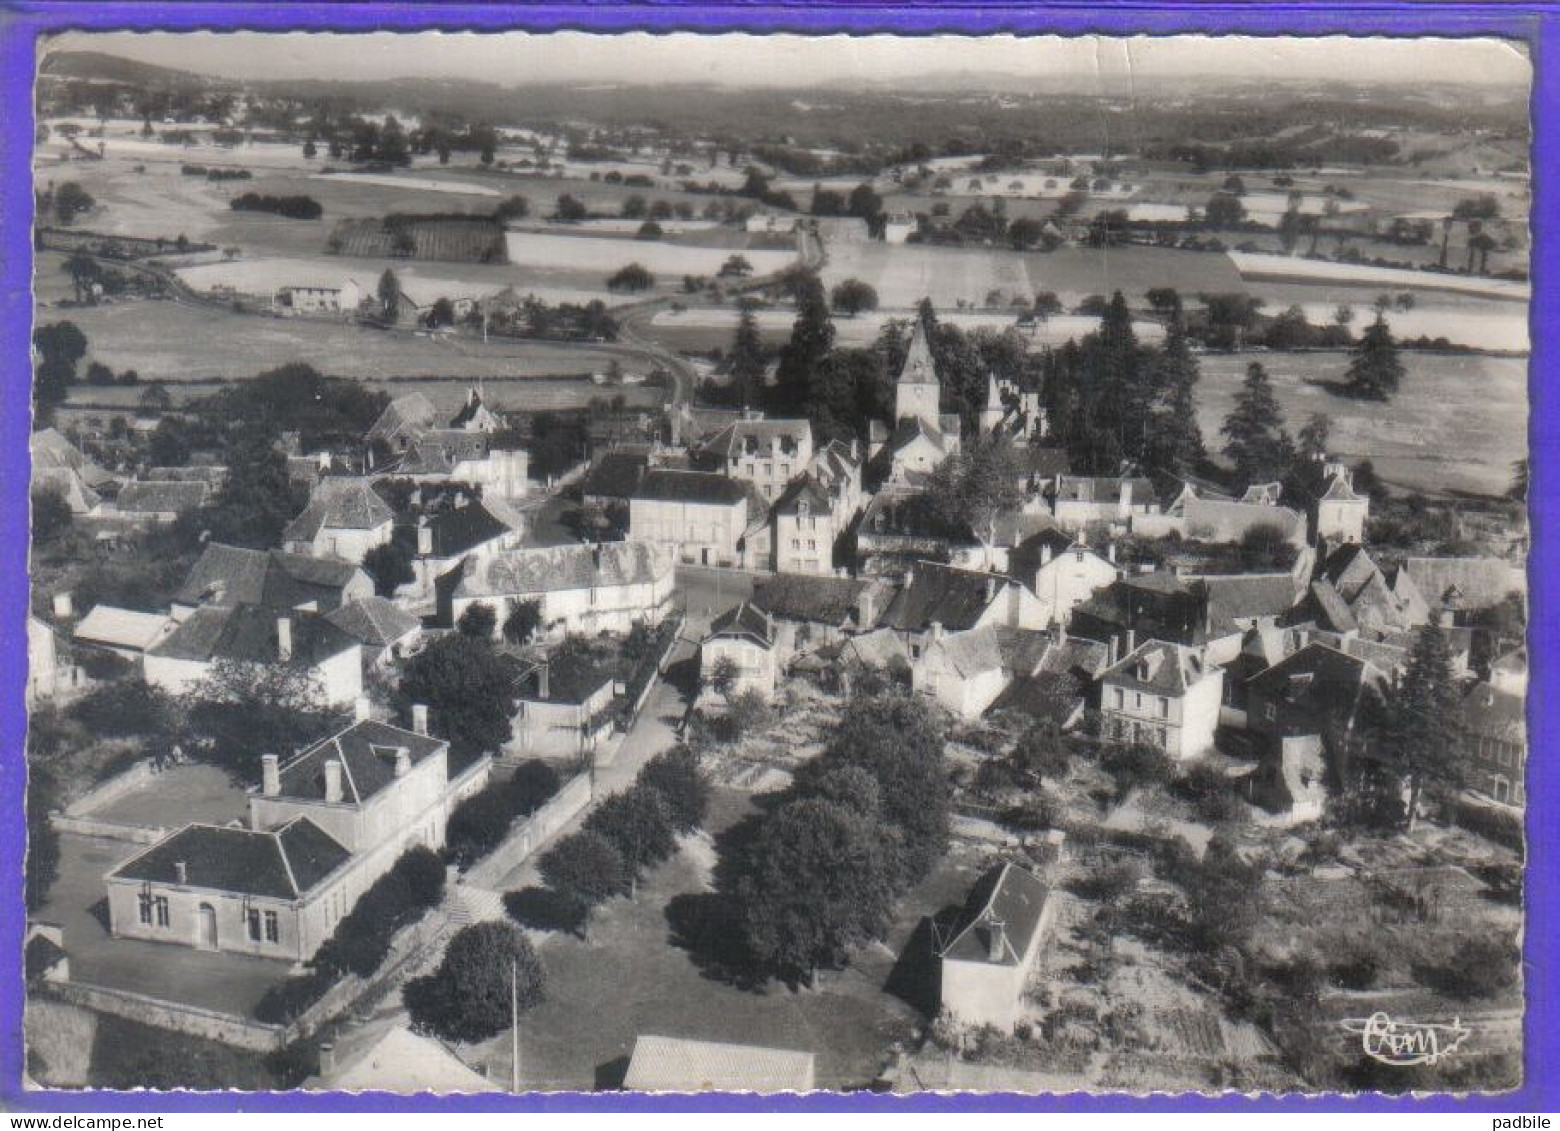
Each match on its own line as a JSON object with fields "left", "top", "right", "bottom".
{"left": 895, "top": 318, "right": 941, "bottom": 428}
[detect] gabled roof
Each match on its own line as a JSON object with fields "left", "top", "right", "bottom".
{"left": 632, "top": 469, "right": 748, "bottom": 506}
{"left": 147, "top": 605, "right": 358, "bottom": 666}
{"left": 110, "top": 817, "right": 350, "bottom": 900}
{"left": 993, "top": 625, "right": 1055, "bottom": 677}
{"left": 882, "top": 563, "right": 1012, "bottom": 634}
{"left": 707, "top": 602, "right": 775, "bottom": 648}
{"left": 1102, "top": 639, "right": 1214, "bottom": 696}
{"left": 750, "top": 573, "right": 884, "bottom": 628}
{"left": 443, "top": 540, "right": 673, "bottom": 600}
{"left": 697, "top": 417, "right": 811, "bottom": 460}
{"left": 326, "top": 597, "right": 421, "bottom": 647}
{"left": 278, "top": 718, "right": 448, "bottom": 806}
{"left": 423, "top": 498, "right": 515, "bottom": 559}
{"left": 897, "top": 320, "right": 939, "bottom": 387}
{"left": 1245, "top": 641, "right": 1387, "bottom": 720}
{"left": 448, "top": 391, "right": 493, "bottom": 430}
{"left": 32, "top": 427, "right": 113, "bottom": 487}
{"left": 176, "top": 543, "right": 367, "bottom": 611}
{"left": 992, "top": 513, "right": 1068, "bottom": 554}
{"left": 114, "top": 480, "right": 210, "bottom": 515}
{"left": 1198, "top": 573, "right": 1302, "bottom": 636}
{"left": 327, "top": 1026, "right": 502, "bottom": 1094}
{"left": 623, "top": 1035, "right": 816, "bottom": 1093}
{"left": 772, "top": 474, "right": 832, "bottom": 517}
{"left": 942, "top": 862, "right": 1049, "bottom": 966}
{"left": 1051, "top": 476, "right": 1156, "bottom": 505}
{"left": 579, "top": 451, "right": 649, "bottom": 500}
{"left": 1016, "top": 446, "right": 1070, "bottom": 479}
{"left": 1320, "top": 473, "right": 1366, "bottom": 503}
{"left": 1182, "top": 498, "right": 1305, "bottom": 543}
{"left": 366, "top": 393, "right": 438, "bottom": 443}
{"left": 1404, "top": 557, "right": 1527, "bottom": 611}
{"left": 284, "top": 478, "right": 394, "bottom": 541}
{"left": 889, "top": 416, "right": 948, "bottom": 456}
{"left": 394, "top": 430, "right": 492, "bottom": 476}
{"left": 922, "top": 626, "right": 1004, "bottom": 679}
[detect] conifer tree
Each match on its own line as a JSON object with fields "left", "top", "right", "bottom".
{"left": 1344, "top": 312, "right": 1405, "bottom": 401}
{"left": 1221, "top": 361, "right": 1294, "bottom": 484}
{"left": 729, "top": 299, "right": 765, "bottom": 411}
{"left": 773, "top": 271, "right": 834, "bottom": 415}
{"left": 1377, "top": 624, "right": 1464, "bottom": 828}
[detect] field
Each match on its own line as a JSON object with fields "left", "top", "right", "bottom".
{"left": 1290, "top": 302, "right": 1527, "bottom": 353}
{"left": 820, "top": 242, "right": 1247, "bottom": 310}
{"left": 502, "top": 230, "right": 796, "bottom": 279}
{"left": 312, "top": 171, "right": 503, "bottom": 197}
{"left": 327, "top": 216, "right": 507, "bottom": 263}
{"left": 1194, "top": 350, "right": 1527, "bottom": 497}
{"left": 1228, "top": 252, "right": 1529, "bottom": 302}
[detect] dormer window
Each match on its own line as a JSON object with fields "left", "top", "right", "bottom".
{"left": 798, "top": 501, "right": 809, "bottom": 518}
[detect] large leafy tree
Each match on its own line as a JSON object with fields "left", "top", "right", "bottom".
{"left": 394, "top": 633, "right": 516, "bottom": 765}
{"left": 584, "top": 784, "right": 677, "bottom": 885}
{"left": 538, "top": 829, "right": 632, "bottom": 933}
{"left": 1344, "top": 312, "right": 1405, "bottom": 401}
{"left": 922, "top": 435, "right": 1025, "bottom": 546}
{"left": 403, "top": 922, "right": 544, "bottom": 1043}
{"left": 637, "top": 746, "right": 710, "bottom": 833}
{"left": 184, "top": 659, "right": 332, "bottom": 784}
{"left": 732, "top": 797, "right": 895, "bottom": 986}
{"left": 1221, "top": 362, "right": 1295, "bottom": 484}
{"left": 193, "top": 426, "right": 308, "bottom": 549}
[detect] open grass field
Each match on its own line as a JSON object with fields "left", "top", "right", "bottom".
{"left": 1229, "top": 251, "right": 1529, "bottom": 302}
{"left": 1194, "top": 350, "right": 1527, "bottom": 498}
{"left": 503, "top": 230, "right": 796, "bottom": 280}
{"left": 53, "top": 298, "right": 650, "bottom": 384}
{"left": 821, "top": 242, "right": 1247, "bottom": 310}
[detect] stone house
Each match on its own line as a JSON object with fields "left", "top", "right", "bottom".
{"left": 1098, "top": 639, "right": 1224, "bottom": 760}
{"left": 939, "top": 863, "right": 1053, "bottom": 1031}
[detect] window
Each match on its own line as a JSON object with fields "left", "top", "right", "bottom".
{"left": 139, "top": 894, "right": 170, "bottom": 928}
{"left": 1135, "top": 692, "right": 1142, "bottom": 710}
{"left": 791, "top": 539, "right": 800, "bottom": 551}
{"left": 264, "top": 910, "right": 280, "bottom": 943}
{"left": 247, "top": 908, "right": 262, "bottom": 941}
{"left": 1113, "top": 688, "right": 1124, "bottom": 709}
{"left": 138, "top": 891, "right": 154, "bottom": 926}
{"left": 1159, "top": 696, "right": 1169, "bottom": 719}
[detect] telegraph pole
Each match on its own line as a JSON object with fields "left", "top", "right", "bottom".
{"left": 510, "top": 954, "right": 521, "bottom": 1093}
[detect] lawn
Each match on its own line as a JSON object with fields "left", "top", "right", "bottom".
{"left": 1193, "top": 350, "right": 1527, "bottom": 498}
{"left": 472, "top": 786, "right": 984, "bottom": 1091}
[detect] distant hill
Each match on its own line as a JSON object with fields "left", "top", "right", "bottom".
{"left": 40, "top": 49, "right": 212, "bottom": 88}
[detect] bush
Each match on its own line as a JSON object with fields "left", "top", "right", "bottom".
{"left": 230, "top": 193, "right": 322, "bottom": 220}
{"left": 254, "top": 968, "right": 335, "bottom": 1024}
{"left": 68, "top": 678, "right": 177, "bottom": 741}
{"left": 1424, "top": 936, "right": 1519, "bottom": 1000}
{"left": 1100, "top": 742, "right": 1176, "bottom": 803}
{"left": 606, "top": 262, "right": 655, "bottom": 293}
{"left": 1175, "top": 762, "right": 1244, "bottom": 824}
{"left": 445, "top": 782, "right": 521, "bottom": 868}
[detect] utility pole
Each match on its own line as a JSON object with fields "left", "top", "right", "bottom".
{"left": 510, "top": 954, "right": 521, "bottom": 1093}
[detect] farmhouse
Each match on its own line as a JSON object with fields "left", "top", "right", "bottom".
{"left": 106, "top": 715, "right": 486, "bottom": 961}
{"left": 1011, "top": 528, "right": 1120, "bottom": 628}
{"left": 748, "top": 572, "right": 888, "bottom": 659}
{"left": 1047, "top": 475, "right": 1159, "bottom": 530}
{"left": 1244, "top": 641, "right": 1388, "bottom": 759}
{"left": 1099, "top": 639, "right": 1223, "bottom": 760}
{"left": 700, "top": 602, "right": 778, "bottom": 702}
{"left": 32, "top": 427, "right": 115, "bottom": 514}
{"left": 144, "top": 606, "right": 363, "bottom": 704}
{"left": 1298, "top": 544, "right": 1429, "bottom": 634}
{"left": 988, "top": 630, "right": 1111, "bottom": 731}
{"left": 410, "top": 495, "right": 527, "bottom": 596}
{"left": 272, "top": 279, "right": 363, "bottom": 316}
{"left": 912, "top": 624, "right": 1007, "bottom": 720}
{"left": 629, "top": 470, "right": 751, "bottom": 567}
{"left": 939, "top": 863, "right": 1054, "bottom": 1032}
{"left": 283, "top": 478, "right": 395, "bottom": 561}
{"left": 436, "top": 541, "right": 675, "bottom": 638}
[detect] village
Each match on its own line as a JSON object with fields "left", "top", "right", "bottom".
{"left": 23, "top": 36, "right": 1528, "bottom": 1096}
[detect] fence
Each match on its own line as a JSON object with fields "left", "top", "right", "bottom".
{"left": 62, "top": 758, "right": 158, "bottom": 817}
{"left": 50, "top": 814, "right": 166, "bottom": 844}
{"left": 461, "top": 772, "right": 594, "bottom": 890}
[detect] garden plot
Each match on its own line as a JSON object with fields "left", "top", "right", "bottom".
{"left": 1229, "top": 251, "right": 1529, "bottom": 301}
{"left": 503, "top": 230, "right": 796, "bottom": 280}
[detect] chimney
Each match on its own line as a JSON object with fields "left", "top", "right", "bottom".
{"left": 353, "top": 696, "right": 371, "bottom": 724}
{"left": 276, "top": 615, "right": 294, "bottom": 662}
{"left": 411, "top": 703, "right": 429, "bottom": 735}
{"left": 417, "top": 516, "right": 433, "bottom": 556}
{"left": 324, "top": 758, "right": 343, "bottom": 804}
{"left": 1125, "top": 628, "right": 1136, "bottom": 656}
{"left": 1107, "top": 542, "right": 1117, "bottom": 564}
{"left": 394, "top": 747, "right": 411, "bottom": 778}
{"left": 987, "top": 917, "right": 1006, "bottom": 962}
{"left": 51, "top": 591, "right": 74, "bottom": 620}
{"left": 319, "top": 1043, "right": 336, "bottom": 1077}
{"left": 261, "top": 753, "right": 280, "bottom": 796}
{"left": 174, "top": 861, "right": 187, "bottom": 886}
{"left": 537, "top": 662, "right": 551, "bottom": 700}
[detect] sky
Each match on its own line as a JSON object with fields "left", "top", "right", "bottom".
{"left": 45, "top": 31, "right": 1531, "bottom": 90}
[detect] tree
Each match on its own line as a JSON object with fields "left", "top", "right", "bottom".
{"left": 922, "top": 435, "right": 1024, "bottom": 545}
{"left": 635, "top": 220, "right": 664, "bottom": 241}
{"left": 637, "top": 746, "right": 709, "bottom": 832}
{"left": 196, "top": 426, "right": 308, "bottom": 549}
{"left": 493, "top": 194, "right": 529, "bottom": 222}
{"left": 1011, "top": 720, "right": 1071, "bottom": 783}
{"left": 53, "top": 181, "right": 95, "bottom": 224}
{"left": 85, "top": 361, "right": 115, "bottom": 387}
{"left": 1145, "top": 287, "right": 1183, "bottom": 321}
{"left": 302, "top": 139, "right": 317, "bottom": 159}
{"left": 1344, "top": 313, "right": 1405, "bottom": 401}
{"left": 584, "top": 785, "right": 677, "bottom": 881}
{"left": 1144, "top": 318, "right": 1205, "bottom": 475}
{"left": 403, "top": 922, "right": 544, "bottom": 1043}
{"left": 621, "top": 194, "right": 648, "bottom": 220}
{"left": 798, "top": 764, "right": 881, "bottom": 820}
{"left": 772, "top": 270, "right": 834, "bottom": 416}
{"left": 395, "top": 633, "right": 516, "bottom": 763}
{"left": 554, "top": 194, "right": 588, "bottom": 221}
{"left": 1032, "top": 291, "right": 1063, "bottom": 320}
{"left": 506, "top": 758, "right": 561, "bottom": 815}
{"left": 1298, "top": 412, "right": 1332, "bottom": 462}
{"left": 707, "top": 655, "right": 740, "bottom": 699}
{"left": 184, "top": 659, "right": 332, "bottom": 784}
{"left": 377, "top": 268, "right": 401, "bottom": 323}
{"left": 362, "top": 540, "right": 414, "bottom": 597}
{"left": 733, "top": 797, "right": 895, "bottom": 985}
{"left": 829, "top": 278, "right": 879, "bottom": 317}
{"left": 1376, "top": 624, "right": 1464, "bottom": 828}
{"left": 1204, "top": 191, "right": 1245, "bottom": 229}
{"left": 538, "top": 829, "right": 631, "bottom": 930}
{"left": 718, "top": 254, "right": 754, "bottom": 279}
{"left": 1007, "top": 217, "right": 1045, "bottom": 251}
{"left": 502, "top": 599, "right": 543, "bottom": 645}
{"left": 1221, "top": 362, "right": 1294, "bottom": 484}
{"left": 606, "top": 263, "right": 655, "bottom": 293}
{"left": 729, "top": 299, "right": 766, "bottom": 412}
{"left": 427, "top": 296, "right": 456, "bottom": 328}
{"left": 31, "top": 489, "right": 72, "bottom": 545}
{"left": 64, "top": 253, "right": 100, "bottom": 303}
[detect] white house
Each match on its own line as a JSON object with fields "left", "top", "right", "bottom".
{"left": 1013, "top": 529, "right": 1120, "bottom": 628}
{"left": 629, "top": 470, "right": 751, "bottom": 567}
{"left": 883, "top": 214, "right": 917, "bottom": 245}
{"left": 272, "top": 279, "right": 362, "bottom": 316}
{"left": 1315, "top": 462, "right": 1370, "bottom": 545}
{"left": 912, "top": 624, "right": 1007, "bottom": 720}
{"left": 1098, "top": 640, "right": 1224, "bottom": 760}
{"left": 436, "top": 541, "right": 676, "bottom": 639}
{"left": 939, "top": 863, "right": 1054, "bottom": 1032}
{"left": 282, "top": 478, "right": 395, "bottom": 562}
{"left": 697, "top": 414, "right": 813, "bottom": 503}
{"left": 144, "top": 606, "right": 363, "bottom": 705}
{"left": 700, "top": 602, "right": 778, "bottom": 702}
{"left": 72, "top": 605, "right": 174, "bottom": 665}
{"left": 26, "top": 616, "right": 60, "bottom": 705}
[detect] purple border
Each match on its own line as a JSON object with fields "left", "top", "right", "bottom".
{"left": 1, "top": 0, "right": 1553, "bottom": 1112}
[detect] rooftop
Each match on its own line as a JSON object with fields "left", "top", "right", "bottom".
{"left": 277, "top": 718, "right": 448, "bottom": 806}
{"left": 1103, "top": 639, "right": 1214, "bottom": 696}
{"left": 882, "top": 562, "right": 1014, "bottom": 634}
{"left": 633, "top": 469, "right": 748, "bottom": 506}
{"left": 175, "top": 543, "right": 366, "bottom": 611}
{"left": 942, "top": 862, "right": 1049, "bottom": 967}
{"left": 110, "top": 817, "right": 351, "bottom": 900}
{"left": 623, "top": 1035, "right": 816, "bottom": 1093}
{"left": 443, "top": 540, "right": 673, "bottom": 600}
{"left": 326, "top": 597, "right": 422, "bottom": 647}
{"left": 147, "top": 605, "right": 358, "bottom": 666}
{"left": 707, "top": 602, "right": 775, "bottom": 648}
{"left": 283, "top": 478, "right": 395, "bottom": 541}
{"left": 750, "top": 573, "right": 884, "bottom": 628}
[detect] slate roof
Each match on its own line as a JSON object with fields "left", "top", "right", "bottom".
{"left": 175, "top": 544, "right": 366, "bottom": 611}
{"left": 750, "top": 573, "right": 884, "bottom": 628}
{"left": 114, "top": 480, "right": 210, "bottom": 515}
{"left": 1051, "top": 475, "right": 1157, "bottom": 506}
{"left": 278, "top": 718, "right": 448, "bottom": 805}
{"left": 366, "top": 393, "right": 437, "bottom": 443}
{"left": 882, "top": 563, "right": 1011, "bottom": 634}
{"left": 924, "top": 626, "right": 1004, "bottom": 678}
{"left": 771, "top": 474, "right": 833, "bottom": 518}
{"left": 327, "top": 1026, "right": 501, "bottom": 1094}
{"left": 623, "top": 1036, "right": 816, "bottom": 1093}
{"left": 32, "top": 427, "right": 113, "bottom": 487}
{"left": 423, "top": 499, "right": 515, "bottom": 558}
{"left": 632, "top": 469, "right": 748, "bottom": 506}
{"left": 147, "top": 605, "right": 357, "bottom": 666}
{"left": 1102, "top": 640, "right": 1214, "bottom": 696}
{"left": 580, "top": 451, "right": 649, "bottom": 500}
{"left": 942, "top": 863, "right": 1049, "bottom": 966}
{"left": 73, "top": 605, "right": 172, "bottom": 652}
{"left": 1245, "top": 641, "right": 1387, "bottom": 721}
{"left": 448, "top": 392, "right": 491, "bottom": 430}
{"left": 1182, "top": 498, "right": 1305, "bottom": 543}
{"left": 444, "top": 540, "right": 673, "bottom": 599}
{"left": 1404, "top": 557, "right": 1527, "bottom": 611}
{"left": 698, "top": 418, "right": 811, "bottom": 460}
{"left": 1017, "top": 446, "right": 1071, "bottom": 479}
{"left": 707, "top": 602, "right": 775, "bottom": 648}
{"left": 1320, "top": 473, "right": 1366, "bottom": 502}
{"left": 993, "top": 514, "right": 1068, "bottom": 555}
{"left": 993, "top": 625, "right": 1056, "bottom": 677}
{"left": 284, "top": 479, "right": 394, "bottom": 542}
{"left": 897, "top": 320, "right": 939, "bottom": 387}
{"left": 395, "top": 430, "right": 492, "bottom": 476}
{"left": 890, "top": 416, "right": 948, "bottom": 456}
{"left": 110, "top": 817, "right": 350, "bottom": 900}
{"left": 1198, "top": 574, "right": 1302, "bottom": 636}
{"left": 326, "top": 597, "right": 421, "bottom": 647}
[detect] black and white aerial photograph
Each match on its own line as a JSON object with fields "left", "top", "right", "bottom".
{"left": 23, "top": 30, "right": 1530, "bottom": 1095}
